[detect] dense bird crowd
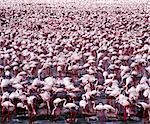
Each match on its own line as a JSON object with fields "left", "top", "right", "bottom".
{"left": 0, "top": 4, "right": 150, "bottom": 123}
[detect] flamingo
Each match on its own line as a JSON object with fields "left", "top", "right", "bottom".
{"left": 1, "top": 92, "right": 9, "bottom": 102}
{"left": 93, "top": 102, "right": 108, "bottom": 123}
{"left": 1, "top": 79, "right": 10, "bottom": 93}
{"left": 63, "top": 99, "right": 78, "bottom": 110}
{"left": 63, "top": 98, "right": 78, "bottom": 123}
{"left": 103, "top": 71, "right": 108, "bottom": 80}
{"left": 53, "top": 98, "right": 63, "bottom": 105}
{"left": 79, "top": 94, "right": 87, "bottom": 112}
{"left": 136, "top": 102, "right": 150, "bottom": 121}
{"left": 27, "top": 96, "right": 37, "bottom": 116}
{"left": 1, "top": 101, "right": 15, "bottom": 121}
{"left": 40, "top": 91, "right": 51, "bottom": 115}
{"left": 17, "top": 102, "right": 28, "bottom": 113}
{"left": 52, "top": 98, "right": 63, "bottom": 117}
{"left": 143, "top": 88, "right": 150, "bottom": 99}
{"left": 116, "top": 94, "right": 131, "bottom": 121}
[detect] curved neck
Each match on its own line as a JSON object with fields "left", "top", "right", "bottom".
{"left": 52, "top": 103, "right": 57, "bottom": 115}
{"left": 53, "top": 103, "right": 57, "bottom": 109}
{"left": 92, "top": 101, "right": 96, "bottom": 110}
{"left": 82, "top": 94, "right": 85, "bottom": 100}
{"left": 63, "top": 99, "right": 67, "bottom": 107}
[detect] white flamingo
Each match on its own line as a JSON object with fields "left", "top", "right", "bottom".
{"left": 27, "top": 96, "right": 36, "bottom": 115}
{"left": 1, "top": 101, "right": 15, "bottom": 121}
{"left": 1, "top": 79, "right": 10, "bottom": 93}
{"left": 79, "top": 94, "right": 87, "bottom": 112}
{"left": 52, "top": 98, "right": 63, "bottom": 117}
{"left": 40, "top": 91, "right": 51, "bottom": 114}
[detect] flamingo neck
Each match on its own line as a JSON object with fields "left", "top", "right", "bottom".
{"left": 92, "top": 101, "right": 96, "bottom": 110}
{"left": 52, "top": 103, "right": 57, "bottom": 115}
{"left": 82, "top": 94, "right": 86, "bottom": 100}
{"left": 63, "top": 99, "right": 67, "bottom": 107}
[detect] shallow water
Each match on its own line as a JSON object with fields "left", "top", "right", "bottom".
{"left": 6, "top": 119, "right": 147, "bottom": 124}
{"left": 1, "top": 116, "right": 148, "bottom": 124}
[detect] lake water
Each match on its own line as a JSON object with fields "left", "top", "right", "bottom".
{"left": 1, "top": 116, "right": 148, "bottom": 124}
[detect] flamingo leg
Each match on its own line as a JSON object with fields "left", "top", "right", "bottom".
{"left": 2, "top": 107, "right": 6, "bottom": 122}
{"left": 27, "top": 106, "right": 31, "bottom": 117}
{"left": 110, "top": 98, "right": 112, "bottom": 107}
{"left": 73, "top": 111, "right": 77, "bottom": 123}
{"left": 7, "top": 109, "right": 10, "bottom": 121}
{"left": 99, "top": 111, "right": 102, "bottom": 124}
{"left": 143, "top": 110, "right": 146, "bottom": 121}
{"left": 58, "top": 72, "right": 62, "bottom": 79}
{"left": 115, "top": 109, "right": 118, "bottom": 120}
{"left": 148, "top": 110, "right": 150, "bottom": 121}
{"left": 71, "top": 111, "right": 73, "bottom": 123}
{"left": 31, "top": 104, "right": 36, "bottom": 115}
{"left": 124, "top": 106, "right": 127, "bottom": 121}
{"left": 1, "top": 87, "right": 4, "bottom": 93}
{"left": 38, "top": 73, "right": 41, "bottom": 80}
{"left": 46, "top": 101, "right": 51, "bottom": 115}
{"left": 104, "top": 110, "right": 106, "bottom": 123}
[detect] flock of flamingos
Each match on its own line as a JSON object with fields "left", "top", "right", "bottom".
{"left": 0, "top": 3, "right": 150, "bottom": 123}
